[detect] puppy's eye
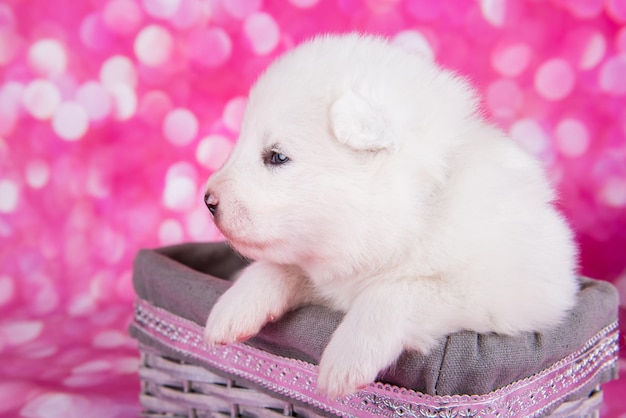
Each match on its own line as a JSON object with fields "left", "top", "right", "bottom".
{"left": 265, "top": 150, "right": 289, "bottom": 166}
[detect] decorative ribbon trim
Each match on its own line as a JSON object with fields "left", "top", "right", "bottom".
{"left": 134, "top": 299, "right": 618, "bottom": 418}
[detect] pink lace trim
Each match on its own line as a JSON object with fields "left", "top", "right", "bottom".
{"left": 134, "top": 299, "right": 618, "bottom": 418}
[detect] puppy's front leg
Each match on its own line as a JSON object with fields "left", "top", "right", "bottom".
{"left": 204, "top": 261, "right": 311, "bottom": 346}
{"left": 317, "top": 284, "right": 411, "bottom": 399}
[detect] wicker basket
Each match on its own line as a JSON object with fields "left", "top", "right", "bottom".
{"left": 136, "top": 341, "right": 607, "bottom": 418}
{"left": 131, "top": 298, "right": 618, "bottom": 418}
{"left": 139, "top": 346, "right": 602, "bottom": 418}
{"left": 129, "top": 243, "right": 620, "bottom": 418}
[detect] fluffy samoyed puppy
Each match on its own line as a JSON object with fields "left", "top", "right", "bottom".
{"left": 203, "top": 33, "right": 579, "bottom": 398}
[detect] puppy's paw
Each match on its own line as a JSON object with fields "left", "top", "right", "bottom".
{"left": 204, "top": 289, "right": 276, "bottom": 346}
{"left": 203, "top": 261, "right": 309, "bottom": 347}
{"left": 316, "top": 297, "right": 408, "bottom": 399}
{"left": 317, "top": 338, "right": 379, "bottom": 399}
{"left": 317, "top": 359, "right": 376, "bottom": 400}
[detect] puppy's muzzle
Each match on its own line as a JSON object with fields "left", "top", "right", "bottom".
{"left": 204, "top": 192, "right": 218, "bottom": 216}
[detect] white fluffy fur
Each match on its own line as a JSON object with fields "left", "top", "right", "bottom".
{"left": 203, "top": 33, "right": 579, "bottom": 398}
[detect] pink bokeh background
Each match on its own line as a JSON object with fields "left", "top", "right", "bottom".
{"left": 0, "top": 0, "right": 625, "bottom": 416}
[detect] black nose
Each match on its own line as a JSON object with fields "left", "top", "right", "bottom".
{"left": 204, "top": 192, "right": 218, "bottom": 216}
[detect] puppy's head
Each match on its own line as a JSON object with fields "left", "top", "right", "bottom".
{"left": 204, "top": 34, "right": 477, "bottom": 272}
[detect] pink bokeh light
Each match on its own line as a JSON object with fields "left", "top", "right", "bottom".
{"left": 1, "top": 0, "right": 625, "bottom": 416}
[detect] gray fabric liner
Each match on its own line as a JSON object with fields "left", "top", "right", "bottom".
{"left": 132, "top": 241, "right": 619, "bottom": 396}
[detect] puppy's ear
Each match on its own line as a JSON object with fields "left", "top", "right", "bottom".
{"left": 330, "top": 90, "right": 396, "bottom": 152}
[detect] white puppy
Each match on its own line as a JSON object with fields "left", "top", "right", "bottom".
{"left": 203, "top": 33, "right": 579, "bottom": 398}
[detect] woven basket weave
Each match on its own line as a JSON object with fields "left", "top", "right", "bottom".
{"left": 139, "top": 344, "right": 325, "bottom": 418}
{"left": 131, "top": 298, "right": 618, "bottom": 418}
{"left": 137, "top": 342, "right": 606, "bottom": 418}
{"left": 140, "top": 344, "right": 605, "bottom": 418}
